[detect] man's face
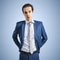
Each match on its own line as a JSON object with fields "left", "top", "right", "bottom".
{"left": 23, "top": 6, "right": 33, "bottom": 21}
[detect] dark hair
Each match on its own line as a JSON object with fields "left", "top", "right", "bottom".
{"left": 22, "top": 3, "right": 34, "bottom": 12}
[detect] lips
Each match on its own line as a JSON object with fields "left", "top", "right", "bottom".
{"left": 27, "top": 16, "right": 30, "bottom": 18}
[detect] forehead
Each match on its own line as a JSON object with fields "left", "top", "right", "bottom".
{"left": 23, "top": 7, "right": 32, "bottom": 12}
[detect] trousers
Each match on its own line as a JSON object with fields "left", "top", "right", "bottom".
{"left": 19, "top": 51, "right": 39, "bottom": 60}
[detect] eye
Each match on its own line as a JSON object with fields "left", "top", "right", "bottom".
{"left": 29, "top": 11, "right": 31, "bottom": 13}
{"left": 24, "top": 12, "right": 27, "bottom": 14}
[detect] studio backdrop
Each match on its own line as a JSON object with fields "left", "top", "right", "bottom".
{"left": 0, "top": 0, "right": 60, "bottom": 60}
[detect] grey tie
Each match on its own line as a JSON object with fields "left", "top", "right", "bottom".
{"left": 27, "top": 22, "right": 30, "bottom": 48}
{"left": 27, "top": 22, "right": 34, "bottom": 54}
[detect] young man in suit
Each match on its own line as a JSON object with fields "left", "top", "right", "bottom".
{"left": 12, "top": 3, "right": 48, "bottom": 60}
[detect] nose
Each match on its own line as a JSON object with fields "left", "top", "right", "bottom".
{"left": 26, "top": 13, "right": 30, "bottom": 17}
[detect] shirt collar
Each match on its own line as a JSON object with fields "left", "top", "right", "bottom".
{"left": 26, "top": 20, "right": 34, "bottom": 24}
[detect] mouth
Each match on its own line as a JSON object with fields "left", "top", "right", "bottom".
{"left": 27, "top": 16, "right": 30, "bottom": 18}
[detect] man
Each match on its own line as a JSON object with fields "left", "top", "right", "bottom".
{"left": 12, "top": 3, "right": 48, "bottom": 60}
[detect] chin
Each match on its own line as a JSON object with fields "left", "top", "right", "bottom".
{"left": 27, "top": 19, "right": 30, "bottom": 21}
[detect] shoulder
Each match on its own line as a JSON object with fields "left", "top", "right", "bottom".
{"left": 17, "top": 20, "right": 25, "bottom": 24}
{"left": 34, "top": 20, "right": 43, "bottom": 25}
{"left": 16, "top": 20, "right": 25, "bottom": 27}
{"left": 16, "top": 20, "right": 25, "bottom": 25}
{"left": 34, "top": 20, "right": 44, "bottom": 27}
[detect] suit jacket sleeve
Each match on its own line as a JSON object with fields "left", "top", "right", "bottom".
{"left": 12, "top": 23, "right": 21, "bottom": 49}
{"left": 41, "top": 22, "right": 48, "bottom": 47}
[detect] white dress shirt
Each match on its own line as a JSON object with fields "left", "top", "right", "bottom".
{"left": 21, "top": 20, "right": 36, "bottom": 54}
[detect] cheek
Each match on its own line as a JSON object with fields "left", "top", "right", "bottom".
{"left": 24, "top": 14, "right": 27, "bottom": 17}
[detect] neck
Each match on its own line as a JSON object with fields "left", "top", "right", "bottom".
{"left": 26, "top": 19, "right": 32, "bottom": 22}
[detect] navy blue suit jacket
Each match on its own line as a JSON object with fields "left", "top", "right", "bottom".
{"left": 12, "top": 20, "right": 48, "bottom": 53}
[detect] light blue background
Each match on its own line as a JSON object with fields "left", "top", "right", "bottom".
{"left": 0, "top": 0, "right": 60, "bottom": 60}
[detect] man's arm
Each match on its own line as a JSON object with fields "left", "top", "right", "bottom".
{"left": 41, "top": 22, "right": 48, "bottom": 47}
{"left": 12, "top": 23, "right": 21, "bottom": 49}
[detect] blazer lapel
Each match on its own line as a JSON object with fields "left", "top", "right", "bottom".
{"left": 34, "top": 21, "right": 37, "bottom": 40}
{"left": 22, "top": 21, "right": 26, "bottom": 41}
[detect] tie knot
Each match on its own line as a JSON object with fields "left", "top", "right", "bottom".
{"left": 27, "top": 22, "right": 33, "bottom": 25}
{"left": 27, "top": 22, "right": 30, "bottom": 25}
{"left": 27, "top": 23, "right": 30, "bottom": 27}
